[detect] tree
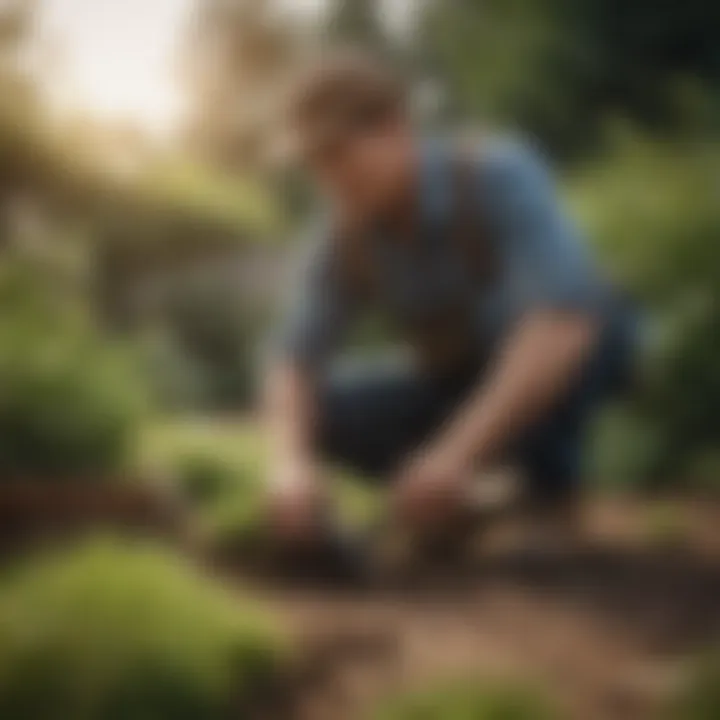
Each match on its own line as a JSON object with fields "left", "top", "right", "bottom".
{"left": 417, "top": 0, "right": 720, "bottom": 158}
{"left": 184, "top": 0, "right": 300, "bottom": 171}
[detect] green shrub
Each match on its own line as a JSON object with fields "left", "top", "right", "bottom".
{"left": 141, "top": 421, "right": 383, "bottom": 560}
{"left": 163, "top": 278, "right": 264, "bottom": 410}
{"left": 173, "top": 451, "right": 244, "bottom": 504}
{"left": 667, "top": 650, "right": 720, "bottom": 720}
{"left": 570, "top": 137, "right": 720, "bottom": 483}
{"left": 198, "top": 468, "right": 383, "bottom": 560}
{"left": 139, "top": 421, "right": 270, "bottom": 557}
{"left": 587, "top": 405, "right": 663, "bottom": 492}
{"left": 0, "top": 538, "right": 287, "bottom": 720}
{"left": 0, "top": 267, "right": 149, "bottom": 479}
{"left": 141, "top": 420, "right": 266, "bottom": 487}
{"left": 0, "top": 336, "right": 147, "bottom": 479}
{"left": 200, "top": 481, "right": 268, "bottom": 558}
{"left": 371, "top": 679, "right": 558, "bottom": 720}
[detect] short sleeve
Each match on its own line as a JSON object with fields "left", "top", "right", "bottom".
{"left": 478, "top": 140, "right": 606, "bottom": 317}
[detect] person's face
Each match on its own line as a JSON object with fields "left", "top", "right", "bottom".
{"left": 304, "top": 119, "right": 414, "bottom": 219}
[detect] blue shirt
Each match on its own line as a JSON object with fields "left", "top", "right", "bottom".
{"left": 275, "top": 137, "right": 612, "bottom": 370}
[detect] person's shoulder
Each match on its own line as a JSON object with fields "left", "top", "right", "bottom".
{"left": 470, "top": 133, "right": 553, "bottom": 187}
{"left": 425, "top": 132, "right": 553, "bottom": 199}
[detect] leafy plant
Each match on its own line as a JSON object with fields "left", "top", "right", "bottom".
{"left": 0, "top": 538, "right": 287, "bottom": 720}
{"left": 0, "top": 264, "right": 149, "bottom": 480}
{"left": 200, "top": 487, "right": 269, "bottom": 559}
{"left": 173, "top": 451, "right": 244, "bottom": 504}
{"left": 571, "top": 137, "right": 720, "bottom": 485}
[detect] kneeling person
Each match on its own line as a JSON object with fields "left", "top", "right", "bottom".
{"left": 264, "top": 50, "right": 636, "bottom": 550}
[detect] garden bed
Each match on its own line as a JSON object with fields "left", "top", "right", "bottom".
{"left": 0, "top": 479, "right": 188, "bottom": 558}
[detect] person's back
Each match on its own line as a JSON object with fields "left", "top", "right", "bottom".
{"left": 264, "top": 49, "right": 636, "bottom": 560}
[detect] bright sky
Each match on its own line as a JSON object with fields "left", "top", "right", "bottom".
{"left": 37, "top": 0, "right": 415, "bottom": 138}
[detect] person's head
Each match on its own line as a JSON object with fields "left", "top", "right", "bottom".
{"left": 285, "top": 49, "right": 416, "bottom": 220}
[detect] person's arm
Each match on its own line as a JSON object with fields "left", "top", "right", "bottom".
{"left": 264, "top": 360, "right": 318, "bottom": 481}
{"left": 432, "top": 310, "right": 598, "bottom": 470}
{"left": 263, "top": 233, "right": 355, "bottom": 532}
{"left": 397, "top": 142, "right": 604, "bottom": 521}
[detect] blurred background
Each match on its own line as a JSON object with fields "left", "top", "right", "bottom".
{"left": 0, "top": 1, "right": 718, "bottom": 719}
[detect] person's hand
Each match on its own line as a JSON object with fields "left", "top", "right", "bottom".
{"left": 269, "top": 456, "right": 325, "bottom": 543}
{"left": 393, "top": 442, "right": 474, "bottom": 532}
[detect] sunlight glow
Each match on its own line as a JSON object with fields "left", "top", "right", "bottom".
{"left": 39, "top": 0, "right": 193, "bottom": 136}
{"left": 36, "top": 0, "right": 415, "bottom": 138}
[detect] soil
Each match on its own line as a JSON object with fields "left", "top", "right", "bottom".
{"left": 237, "top": 497, "right": 720, "bottom": 720}
{"left": 0, "top": 479, "right": 187, "bottom": 560}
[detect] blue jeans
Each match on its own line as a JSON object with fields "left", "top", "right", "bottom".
{"left": 316, "top": 313, "right": 637, "bottom": 503}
